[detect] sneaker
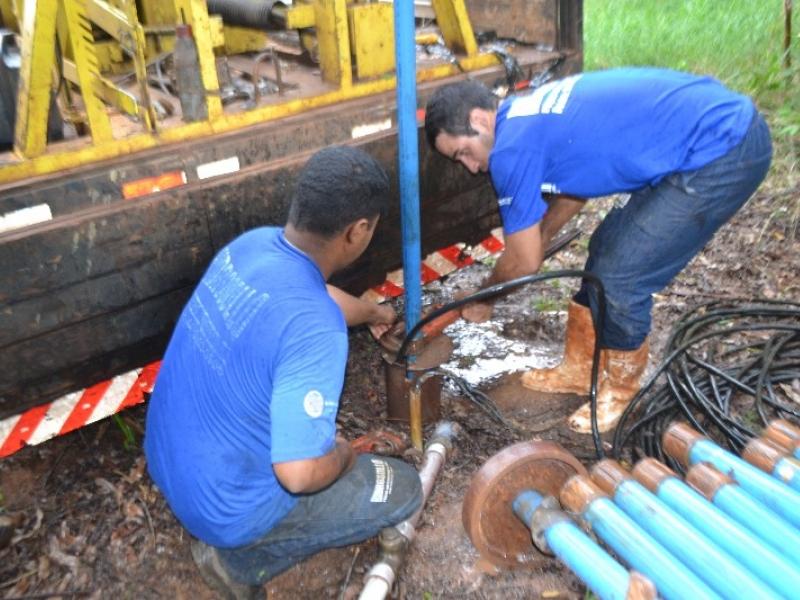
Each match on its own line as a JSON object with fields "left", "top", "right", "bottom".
{"left": 190, "top": 539, "right": 262, "bottom": 600}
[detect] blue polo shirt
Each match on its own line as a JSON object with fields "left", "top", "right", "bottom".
{"left": 144, "top": 227, "right": 347, "bottom": 548}
{"left": 490, "top": 67, "right": 755, "bottom": 234}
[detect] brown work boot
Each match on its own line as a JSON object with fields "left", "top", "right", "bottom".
{"left": 190, "top": 539, "right": 263, "bottom": 600}
{"left": 568, "top": 339, "right": 649, "bottom": 433}
{"left": 520, "top": 300, "right": 597, "bottom": 394}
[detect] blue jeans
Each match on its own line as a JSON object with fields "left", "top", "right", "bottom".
{"left": 574, "top": 111, "right": 772, "bottom": 350}
{"left": 217, "top": 454, "right": 422, "bottom": 585}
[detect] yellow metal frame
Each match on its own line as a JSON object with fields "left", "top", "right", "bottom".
{"left": 1, "top": 0, "right": 494, "bottom": 184}
{"left": 0, "top": 0, "right": 18, "bottom": 29}
{"left": 349, "top": 2, "right": 394, "bottom": 80}
{"left": 61, "top": 0, "right": 114, "bottom": 144}
{"left": 13, "top": 0, "right": 59, "bottom": 157}
{"left": 174, "top": 0, "right": 222, "bottom": 118}
{"left": 314, "top": 0, "right": 351, "bottom": 87}
{"left": 431, "top": 0, "right": 477, "bottom": 55}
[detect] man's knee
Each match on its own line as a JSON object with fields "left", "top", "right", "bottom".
{"left": 373, "top": 456, "right": 423, "bottom": 523}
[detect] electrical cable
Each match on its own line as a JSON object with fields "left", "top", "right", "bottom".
{"left": 612, "top": 299, "right": 800, "bottom": 472}
{"left": 395, "top": 269, "right": 608, "bottom": 459}
{"left": 441, "top": 371, "right": 515, "bottom": 429}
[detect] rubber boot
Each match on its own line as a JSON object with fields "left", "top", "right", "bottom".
{"left": 520, "top": 300, "right": 596, "bottom": 394}
{"left": 568, "top": 339, "right": 649, "bottom": 434}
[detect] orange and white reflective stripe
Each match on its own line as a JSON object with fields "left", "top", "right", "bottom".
{"left": 361, "top": 228, "right": 505, "bottom": 303}
{"left": 122, "top": 171, "right": 187, "bottom": 200}
{"left": 0, "top": 229, "right": 504, "bottom": 458}
{"left": 0, "top": 363, "right": 160, "bottom": 457}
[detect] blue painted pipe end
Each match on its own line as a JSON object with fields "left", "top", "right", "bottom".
{"left": 513, "top": 490, "right": 544, "bottom": 527}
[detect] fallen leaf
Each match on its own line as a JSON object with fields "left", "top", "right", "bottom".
{"left": 779, "top": 383, "right": 800, "bottom": 405}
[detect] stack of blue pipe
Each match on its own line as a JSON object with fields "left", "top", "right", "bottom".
{"left": 513, "top": 420, "right": 800, "bottom": 600}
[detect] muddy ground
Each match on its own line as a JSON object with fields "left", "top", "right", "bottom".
{"left": 1, "top": 169, "right": 798, "bottom": 598}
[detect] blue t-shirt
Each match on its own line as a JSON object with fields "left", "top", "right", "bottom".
{"left": 144, "top": 227, "right": 347, "bottom": 548}
{"left": 490, "top": 67, "right": 755, "bottom": 234}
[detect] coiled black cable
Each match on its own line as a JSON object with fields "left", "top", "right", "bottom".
{"left": 395, "top": 270, "right": 608, "bottom": 459}
{"left": 612, "top": 299, "right": 800, "bottom": 472}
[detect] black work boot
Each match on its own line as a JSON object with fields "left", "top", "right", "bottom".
{"left": 190, "top": 539, "right": 262, "bottom": 600}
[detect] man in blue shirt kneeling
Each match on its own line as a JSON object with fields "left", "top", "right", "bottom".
{"left": 145, "top": 146, "right": 422, "bottom": 599}
{"left": 425, "top": 68, "right": 772, "bottom": 433}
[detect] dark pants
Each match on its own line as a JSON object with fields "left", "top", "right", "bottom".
{"left": 218, "top": 454, "right": 422, "bottom": 585}
{"left": 574, "top": 111, "right": 773, "bottom": 349}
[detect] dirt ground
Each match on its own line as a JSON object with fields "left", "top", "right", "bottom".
{"left": 1, "top": 171, "right": 798, "bottom": 598}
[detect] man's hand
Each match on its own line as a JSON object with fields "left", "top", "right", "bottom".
{"left": 367, "top": 304, "right": 397, "bottom": 339}
{"left": 454, "top": 288, "right": 495, "bottom": 323}
{"left": 327, "top": 285, "right": 398, "bottom": 336}
{"left": 461, "top": 301, "right": 494, "bottom": 323}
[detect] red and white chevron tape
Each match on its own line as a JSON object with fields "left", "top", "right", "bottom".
{"left": 361, "top": 228, "right": 505, "bottom": 303}
{"left": 0, "top": 229, "right": 505, "bottom": 458}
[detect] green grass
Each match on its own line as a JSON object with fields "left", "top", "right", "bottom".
{"left": 584, "top": 0, "right": 798, "bottom": 182}
{"left": 531, "top": 297, "right": 564, "bottom": 312}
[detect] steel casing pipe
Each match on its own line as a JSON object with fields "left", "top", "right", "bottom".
{"left": 560, "top": 475, "right": 721, "bottom": 600}
{"left": 634, "top": 458, "right": 800, "bottom": 598}
{"left": 592, "top": 460, "right": 775, "bottom": 599}
{"left": 764, "top": 419, "right": 800, "bottom": 459}
{"left": 686, "top": 462, "right": 800, "bottom": 568}
{"left": 743, "top": 437, "right": 800, "bottom": 492}
{"left": 513, "top": 490, "right": 655, "bottom": 600}
{"left": 664, "top": 422, "right": 800, "bottom": 528}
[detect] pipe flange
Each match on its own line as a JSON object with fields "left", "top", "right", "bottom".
{"left": 462, "top": 440, "right": 587, "bottom": 569}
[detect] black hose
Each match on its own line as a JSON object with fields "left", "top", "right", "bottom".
{"left": 612, "top": 299, "right": 800, "bottom": 470}
{"left": 395, "top": 269, "right": 608, "bottom": 459}
{"left": 206, "top": 0, "right": 279, "bottom": 29}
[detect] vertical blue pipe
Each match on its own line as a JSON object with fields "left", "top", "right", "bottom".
{"left": 610, "top": 480, "right": 775, "bottom": 599}
{"left": 580, "top": 496, "right": 721, "bottom": 600}
{"left": 710, "top": 483, "right": 800, "bottom": 568}
{"left": 688, "top": 439, "right": 800, "bottom": 528}
{"left": 513, "top": 491, "right": 631, "bottom": 600}
{"left": 655, "top": 477, "right": 800, "bottom": 598}
{"left": 394, "top": 0, "right": 421, "bottom": 336}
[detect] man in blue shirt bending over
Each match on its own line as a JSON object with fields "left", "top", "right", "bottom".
{"left": 425, "top": 68, "right": 772, "bottom": 433}
{"left": 145, "top": 146, "right": 422, "bottom": 599}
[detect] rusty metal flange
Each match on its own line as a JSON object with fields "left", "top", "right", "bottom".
{"left": 462, "top": 440, "right": 588, "bottom": 569}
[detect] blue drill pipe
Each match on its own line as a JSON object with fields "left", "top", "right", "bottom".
{"left": 591, "top": 460, "right": 776, "bottom": 599}
{"left": 559, "top": 475, "right": 721, "bottom": 600}
{"left": 633, "top": 458, "right": 800, "bottom": 599}
{"left": 664, "top": 422, "right": 800, "bottom": 528}
{"left": 393, "top": 0, "right": 421, "bottom": 336}
{"left": 513, "top": 490, "right": 655, "bottom": 600}
{"left": 743, "top": 437, "right": 800, "bottom": 492}
{"left": 764, "top": 419, "right": 800, "bottom": 460}
{"left": 686, "top": 462, "right": 800, "bottom": 568}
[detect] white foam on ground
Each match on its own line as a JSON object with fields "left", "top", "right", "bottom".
{"left": 441, "top": 319, "right": 555, "bottom": 386}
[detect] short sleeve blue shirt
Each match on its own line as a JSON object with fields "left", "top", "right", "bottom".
{"left": 490, "top": 67, "right": 755, "bottom": 234}
{"left": 144, "top": 227, "right": 347, "bottom": 548}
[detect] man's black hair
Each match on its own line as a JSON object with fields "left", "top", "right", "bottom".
{"left": 424, "top": 80, "right": 497, "bottom": 148}
{"left": 288, "top": 146, "right": 390, "bottom": 238}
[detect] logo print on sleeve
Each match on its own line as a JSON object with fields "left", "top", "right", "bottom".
{"left": 507, "top": 74, "right": 582, "bottom": 118}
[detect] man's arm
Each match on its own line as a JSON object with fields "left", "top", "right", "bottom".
{"left": 461, "top": 224, "right": 544, "bottom": 322}
{"left": 274, "top": 435, "right": 356, "bottom": 494}
{"left": 540, "top": 194, "right": 586, "bottom": 247}
{"left": 327, "top": 284, "right": 396, "bottom": 337}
